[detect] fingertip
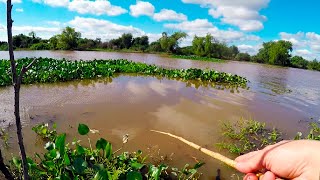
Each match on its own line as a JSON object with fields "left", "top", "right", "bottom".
{"left": 243, "top": 173, "right": 258, "bottom": 180}
{"left": 236, "top": 162, "right": 260, "bottom": 174}
{"left": 261, "top": 171, "right": 276, "bottom": 180}
{"left": 236, "top": 151, "right": 259, "bottom": 162}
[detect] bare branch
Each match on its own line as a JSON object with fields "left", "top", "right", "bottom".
{"left": 0, "top": 149, "right": 13, "bottom": 180}
{"left": 18, "top": 58, "right": 37, "bottom": 86}
{"left": 6, "top": 0, "right": 30, "bottom": 179}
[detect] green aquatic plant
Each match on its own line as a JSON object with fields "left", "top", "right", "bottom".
{"left": 171, "top": 55, "right": 224, "bottom": 63}
{"left": 294, "top": 122, "right": 320, "bottom": 140}
{"left": 10, "top": 123, "right": 204, "bottom": 179}
{"left": 218, "top": 119, "right": 320, "bottom": 155}
{"left": 32, "top": 123, "right": 57, "bottom": 141}
{"left": 0, "top": 58, "right": 248, "bottom": 88}
{"left": 217, "top": 119, "right": 282, "bottom": 155}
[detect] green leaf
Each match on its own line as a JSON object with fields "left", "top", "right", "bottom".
{"left": 130, "top": 162, "right": 144, "bottom": 170}
{"left": 126, "top": 171, "right": 142, "bottom": 180}
{"left": 73, "top": 157, "right": 88, "bottom": 174}
{"left": 55, "top": 133, "right": 66, "bottom": 157}
{"left": 105, "top": 142, "right": 112, "bottom": 159}
{"left": 193, "top": 162, "right": 205, "bottom": 169}
{"left": 76, "top": 145, "right": 85, "bottom": 155}
{"left": 96, "top": 138, "right": 112, "bottom": 159}
{"left": 45, "top": 142, "right": 55, "bottom": 151}
{"left": 78, "top": 124, "right": 89, "bottom": 135}
{"left": 93, "top": 169, "right": 109, "bottom": 180}
{"left": 12, "top": 157, "right": 21, "bottom": 169}
{"left": 96, "top": 138, "right": 108, "bottom": 150}
{"left": 64, "top": 153, "right": 71, "bottom": 166}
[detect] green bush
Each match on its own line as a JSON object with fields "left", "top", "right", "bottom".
{"left": 30, "top": 42, "right": 53, "bottom": 50}
{"left": 235, "top": 53, "right": 251, "bottom": 62}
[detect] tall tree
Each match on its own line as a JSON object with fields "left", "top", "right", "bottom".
{"left": 192, "top": 35, "right": 205, "bottom": 56}
{"left": 256, "top": 40, "right": 293, "bottom": 66}
{"left": 57, "top": 26, "right": 81, "bottom": 50}
{"left": 120, "top": 33, "right": 133, "bottom": 49}
{"left": 160, "top": 32, "right": 187, "bottom": 53}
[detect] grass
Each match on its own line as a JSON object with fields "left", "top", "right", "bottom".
{"left": 0, "top": 58, "right": 248, "bottom": 88}
{"left": 217, "top": 118, "right": 320, "bottom": 155}
{"left": 170, "top": 55, "right": 225, "bottom": 63}
{"left": 217, "top": 119, "right": 282, "bottom": 155}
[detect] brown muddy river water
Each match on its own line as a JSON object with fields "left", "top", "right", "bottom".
{"left": 1, "top": 51, "right": 320, "bottom": 179}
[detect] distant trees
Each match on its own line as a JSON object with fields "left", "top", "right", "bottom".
{"left": 160, "top": 32, "right": 187, "bottom": 53}
{"left": 132, "top": 36, "right": 149, "bottom": 52}
{"left": 307, "top": 59, "right": 320, "bottom": 70}
{"left": 12, "top": 33, "right": 41, "bottom": 48}
{"left": 192, "top": 34, "right": 239, "bottom": 59}
{"left": 256, "top": 40, "right": 293, "bottom": 66}
{"left": 57, "top": 26, "right": 81, "bottom": 50}
{"left": 291, "top": 56, "right": 309, "bottom": 69}
{"left": 77, "top": 38, "right": 102, "bottom": 50}
{"left": 3, "top": 27, "right": 320, "bottom": 72}
{"left": 235, "top": 53, "right": 251, "bottom": 61}
{"left": 0, "top": 41, "right": 8, "bottom": 50}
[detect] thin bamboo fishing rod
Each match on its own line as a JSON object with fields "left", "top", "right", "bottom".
{"left": 150, "top": 130, "right": 236, "bottom": 168}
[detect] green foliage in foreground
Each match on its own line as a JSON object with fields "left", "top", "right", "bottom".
{"left": 171, "top": 55, "right": 224, "bottom": 63}
{"left": 217, "top": 119, "right": 320, "bottom": 155}
{"left": 10, "top": 123, "right": 204, "bottom": 179}
{"left": 0, "top": 58, "right": 248, "bottom": 88}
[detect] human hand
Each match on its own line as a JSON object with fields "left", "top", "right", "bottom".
{"left": 235, "top": 140, "right": 320, "bottom": 180}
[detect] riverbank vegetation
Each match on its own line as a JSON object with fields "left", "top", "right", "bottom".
{"left": 0, "top": 58, "right": 248, "bottom": 88}
{"left": 1, "top": 27, "right": 319, "bottom": 72}
{"left": 217, "top": 119, "right": 320, "bottom": 155}
{"left": 8, "top": 123, "right": 203, "bottom": 179}
{"left": 170, "top": 55, "right": 224, "bottom": 63}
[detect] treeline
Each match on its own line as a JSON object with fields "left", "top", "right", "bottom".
{"left": 0, "top": 26, "right": 319, "bottom": 71}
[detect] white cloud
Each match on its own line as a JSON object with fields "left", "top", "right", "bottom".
{"left": 0, "top": 17, "right": 162, "bottom": 42}
{"left": 32, "top": 0, "right": 127, "bottom": 16}
{"left": 15, "top": 8, "right": 24, "bottom": 12}
{"left": 130, "top": 1, "right": 155, "bottom": 17}
{"left": 165, "top": 19, "right": 213, "bottom": 32}
{"left": 46, "top": 21, "right": 61, "bottom": 26}
{"left": 68, "top": 16, "right": 160, "bottom": 42}
{"left": 164, "top": 19, "right": 260, "bottom": 44}
{"left": 182, "top": 0, "right": 270, "bottom": 32}
{"left": 0, "top": 0, "right": 21, "bottom": 3}
{"left": 295, "top": 49, "right": 316, "bottom": 60}
{"left": 280, "top": 31, "right": 320, "bottom": 60}
{"left": 32, "top": 0, "right": 69, "bottom": 7}
{"left": 153, "top": 9, "right": 187, "bottom": 22}
{"left": 279, "top": 32, "right": 305, "bottom": 48}
{"left": 68, "top": 0, "right": 127, "bottom": 16}
{"left": 238, "top": 44, "right": 261, "bottom": 55}
{"left": 0, "top": 24, "right": 61, "bottom": 41}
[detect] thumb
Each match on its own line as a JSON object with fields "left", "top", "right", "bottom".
{"left": 235, "top": 150, "right": 265, "bottom": 173}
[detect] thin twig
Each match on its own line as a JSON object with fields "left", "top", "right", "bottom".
{"left": 7, "top": 0, "right": 29, "bottom": 179}
{"left": 17, "top": 58, "right": 37, "bottom": 87}
{"left": 0, "top": 149, "right": 13, "bottom": 180}
{"left": 150, "top": 130, "right": 236, "bottom": 168}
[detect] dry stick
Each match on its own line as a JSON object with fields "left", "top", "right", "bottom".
{"left": 0, "top": 149, "right": 13, "bottom": 180}
{"left": 150, "top": 130, "right": 236, "bottom": 168}
{"left": 7, "top": 0, "right": 30, "bottom": 179}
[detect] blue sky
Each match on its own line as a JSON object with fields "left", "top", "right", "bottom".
{"left": 0, "top": 0, "right": 319, "bottom": 60}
